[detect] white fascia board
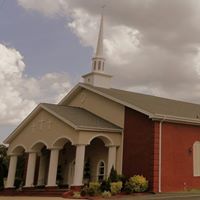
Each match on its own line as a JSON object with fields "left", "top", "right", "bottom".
{"left": 75, "top": 126, "right": 122, "bottom": 132}
{"left": 3, "top": 104, "right": 42, "bottom": 144}
{"left": 40, "top": 104, "right": 78, "bottom": 130}
{"left": 58, "top": 83, "right": 82, "bottom": 105}
{"left": 151, "top": 113, "right": 200, "bottom": 126}
{"left": 79, "top": 83, "right": 154, "bottom": 117}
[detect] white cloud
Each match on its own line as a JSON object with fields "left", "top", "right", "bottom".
{"left": 17, "top": 0, "right": 200, "bottom": 103}
{"left": 17, "top": 0, "right": 68, "bottom": 17}
{"left": 0, "top": 44, "right": 71, "bottom": 125}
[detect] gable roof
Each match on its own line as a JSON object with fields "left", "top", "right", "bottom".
{"left": 42, "top": 103, "right": 121, "bottom": 131}
{"left": 4, "top": 103, "right": 121, "bottom": 144}
{"left": 59, "top": 83, "right": 200, "bottom": 125}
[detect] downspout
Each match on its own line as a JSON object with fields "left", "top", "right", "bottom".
{"left": 158, "top": 117, "right": 165, "bottom": 193}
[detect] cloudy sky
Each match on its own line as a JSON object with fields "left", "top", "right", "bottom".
{"left": 1, "top": 0, "right": 200, "bottom": 142}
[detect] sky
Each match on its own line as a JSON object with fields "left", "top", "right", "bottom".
{"left": 1, "top": 0, "right": 200, "bottom": 142}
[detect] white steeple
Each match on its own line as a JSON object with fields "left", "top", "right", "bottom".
{"left": 92, "top": 13, "right": 105, "bottom": 72}
{"left": 82, "top": 10, "right": 112, "bottom": 88}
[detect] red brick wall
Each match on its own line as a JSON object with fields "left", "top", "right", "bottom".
{"left": 122, "top": 107, "right": 155, "bottom": 191}
{"left": 161, "top": 122, "right": 200, "bottom": 192}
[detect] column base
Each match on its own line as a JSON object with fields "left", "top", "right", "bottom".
{"left": 4, "top": 187, "right": 15, "bottom": 189}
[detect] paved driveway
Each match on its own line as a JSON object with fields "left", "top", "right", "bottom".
{"left": 121, "top": 193, "right": 200, "bottom": 200}
{"left": 1, "top": 194, "right": 200, "bottom": 200}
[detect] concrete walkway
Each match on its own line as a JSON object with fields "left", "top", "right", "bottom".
{"left": 0, "top": 198, "right": 65, "bottom": 200}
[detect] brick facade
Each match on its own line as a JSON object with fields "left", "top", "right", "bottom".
{"left": 122, "top": 107, "right": 155, "bottom": 191}
{"left": 161, "top": 122, "right": 200, "bottom": 191}
{"left": 123, "top": 106, "right": 200, "bottom": 192}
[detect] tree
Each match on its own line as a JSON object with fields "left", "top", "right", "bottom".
{"left": 109, "top": 166, "right": 118, "bottom": 182}
{"left": 0, "top": 144, "right": 8, "bottom": 190}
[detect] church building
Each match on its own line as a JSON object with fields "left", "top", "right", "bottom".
{"left": 4, "top": 14, "right": 200, "bottom": 193}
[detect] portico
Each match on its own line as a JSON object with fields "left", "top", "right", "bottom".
{"left": 5, "top": 104, "right": 122, "bottom": 189}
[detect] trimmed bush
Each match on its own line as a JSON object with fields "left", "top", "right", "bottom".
{"left": 111, "top": 181, "right": 122, "bottom": 195}
{"left": 102, "top": 191, "right": 112, "bottom": 198}
{"left": 88, "top": 182, "right": 101, "bottom": 196}
{"left": 73, "top": 192, "right": 81, "bottom": 198}
{"left": 100, "top": 179, "right": 111, "bottom": 192}
{"left": 80, "top": 185, "right": 89, "bottom": 196}
{"left": 109, "top": 166, "right": 118, "bottom": 182}
{"left": 125, "top": 175, "right": 148, "bottom": 193}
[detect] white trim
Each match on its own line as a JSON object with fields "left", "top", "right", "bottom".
{"left": 96, "top": 160, "right": 106, "bottom": 181}
{"left": 3, "top": 104, "right": 41, "bottom": 144}
{"left": 59, "top": 84, "right": 82, "bottom": 105}
{"left": 152, "top": 114, "right": 200, "bottom": 126}
{"left": 4, "top": 101, "right": 121, "bottom": 144}
{"left": 88, "top": 134, "right": 114, "bottom": 146}
{"left": 79, "top": 84, "right": 153, "bottom": 117}
{"left": 30, "top": 140, "right": 49, "bottom": 151}
{"left": 158, "top": 119, "right": 164, "bottom": 193}
{"left": 59, "top": 83, "right": 200, "bottom": 126}
{"left": 10, "top": 144, "right": 27, "bottom": 154}
{"left": 51, "top": 136, "right": 74, "bottom": 148}
{"left": 193, "top": 141, "right": 200, "bottom": 176}
{"left": 40, "top": 104, "right": 78, "bottom": 130}
{"left": 120, "top": 130, "right": 125, "bottom": 174}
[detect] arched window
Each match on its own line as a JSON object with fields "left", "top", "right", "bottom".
{"left": 97, "top": 160, "right": 105, "bottom": 181}
{"left": 193, "top": 141, "right": 200, "bottom": 176}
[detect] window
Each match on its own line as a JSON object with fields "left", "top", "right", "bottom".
{"left": 93, "top": 61, "right": 96, "bottom": 70}
{"left": 97, "top": 160, "right": 105, "bottom": 181}
{"left": 193, "top": 141, "right": 200, "bottom": 176}
{"left": 98, "top": 61, "right": 101, "bottom": 70}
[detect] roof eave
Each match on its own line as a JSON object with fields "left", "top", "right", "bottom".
{"left": 3, "top": 104, "right": 42, "bottom": 144}
{"left": 76, "top": 126, "right": 122, "bottom": 133}
{"left": 151, "top": 114, "right": 200, "bottom": 126}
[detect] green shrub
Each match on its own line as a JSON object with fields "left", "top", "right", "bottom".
{"left": 100, "top": 179, "right": 111, "bottom": 192}
{"left": 125, "top": 175, "right": 148, "bottom": 193}
{"left": 110, "top": 181, "right": 122, "bottom": 195}
{"left": 80, "top": 185, "right": 89, "bottom": 196}
{"left": 73, "top": 192, "right": 81, "bottom": 198}
{"left": 109, "top": 166, "right": 118, "bottom": 182}
{"left": 88, "top": 182, "right": 101, "bottom": 196}
{"left": 124, "top": 181, "right": 133, "bottom": 194}
{"left": 102, "top": 191, "right": 112, "bottom": 198}
{"left": 117, "top": 174, "right": 128, "bottom": 191}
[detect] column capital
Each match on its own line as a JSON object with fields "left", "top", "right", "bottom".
{"left": 7, "top": 153, "right": 21, "bottom": 157}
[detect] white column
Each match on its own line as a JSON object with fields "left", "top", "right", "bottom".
{"left": 25, "top": 152, "right": 37, "bottom": 187}
{"left": 107, "top": 145, "right": 117, "bottom": 176}
{"left": 6, "top": 155, "right": 18, "bottom": 188}
{"left": 47, "top": 148, "right": 60, "bottom": 187}
{"left": 37, "top": 154, "right": 46, "bottom": 185}
{"left": 73, "top": 144, "right": 86, "bottom": 186}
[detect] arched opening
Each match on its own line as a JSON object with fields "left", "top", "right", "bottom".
{"left": 85, "top": 137, "right": 109, "bottom": 182}
{"left": 53, "top": 137, "right": 75, "bottom": 188}
{"left": 30, "top": 142, "right": 50, "bottom": 186}
{"left": 11, "top": 146, "right": 27, "bottom": 188}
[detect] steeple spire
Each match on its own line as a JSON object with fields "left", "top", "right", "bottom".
{"left": 82, "top": 8, "right": 112, "bottom": 89}
{"left": 92, "top": 9, "right": 105, "bottom": 73}
{"left": 95, "top": 12, "right": 104, "bottom": 57}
